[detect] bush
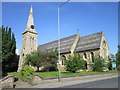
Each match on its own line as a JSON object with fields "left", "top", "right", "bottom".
{"left": 21, "top": 66, "right": 35, "bottom": 77}
{"left": 42, "top": 49, "right": 58, "bottom": 72}
{"left": 107, "top": 61, "right": 112, "bottom": 70}
{"left": 42, "top": 63, "right": 58, "bottom": 72}
{"left": 65, "top": 54, "right": 87, "bottom": 73}
{"left": 116, "top": 45, "right": 120, "bottom": 71}
{"left": 117, "top": 65, "right": 120, "bottom": 71}
{"left": 93, "top": 58, "right": 105, "bottom": 72}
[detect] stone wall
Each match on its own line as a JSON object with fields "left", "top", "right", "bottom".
{"left": 29, "top": 74, "right": 43, "bottom": 85}
{"left": 0, "top": 75, "right": 15, "bottom": 88}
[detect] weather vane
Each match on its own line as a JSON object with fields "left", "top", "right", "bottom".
{"left": 77, "top": 29, "right": 80, "bottom": 33}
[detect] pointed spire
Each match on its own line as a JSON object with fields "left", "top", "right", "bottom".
{"left": 26, "top": 5, "right": 34, "bottom": 29}
{"left": 23, "top": 5, "right": 37, "bottom": 35}
{"left": 30, "top": 5, "right": 33, "bottom": 14}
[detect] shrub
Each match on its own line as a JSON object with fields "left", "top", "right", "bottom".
{"left": 107, "top": 61, "right": 112, "bottom": 70}
{"left": 65, "top": 54, "right": 87, "bottom": 73}
{"left": 116, "top": 45, "right": 120, "bottom": 71}
{"left": 21, "top": 66, "right": 35, "bottom": 77}
{"left": 117, "top": 65, "right": 120, "bottom": 71}
{"left": 42, "top": 63, "right": 58, "bottom": 72}
{"left": 93, "top": 58, "right": 105, "bottom": 72}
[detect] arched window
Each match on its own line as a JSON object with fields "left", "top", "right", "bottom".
{"left": 30, "top": 37, "right": 32, "bottom": 44}
{"left": 91, "top": 52, "right": 94, "bottom": 62}
{"left": 84, "top": 53, "right": 87, "bottom": 59}
{"left": 30, "top": 37, "right": 34, "bottom": 44}
{"left": 61, "top": 55, "right": 66, "bottom": 65}
{"left": 103, "top": 40, "right": 107, "bottom": 58}
{"left": 32, "top": 37, "right": 34, "bottom": 44}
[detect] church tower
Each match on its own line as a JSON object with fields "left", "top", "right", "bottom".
{"left": 18, "top": 6, "right": 38, "bottom": 72}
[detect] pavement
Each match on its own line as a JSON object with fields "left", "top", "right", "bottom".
{"left": 22, "top": 72, "right": 119, "bottom": 88}
{"left": 60, "top": 77, "right": 119, "bottom": 88}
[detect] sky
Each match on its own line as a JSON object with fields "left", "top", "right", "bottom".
{"left": 2, "top": 2, "right": 118, "bottom": 55}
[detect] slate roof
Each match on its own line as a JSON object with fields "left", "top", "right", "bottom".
{"left": 38, "top": 32, "right": 103, "bottom": 54}
{"left": 38, "top": 34, "right": 77, "bottom": 54}
{"left": 75, "top": 32, "right": 103, "bottom": 52}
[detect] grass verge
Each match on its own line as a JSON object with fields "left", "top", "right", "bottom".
{"left": 8, "top": 70, "right": 118, "bottom": 82}
{"left": 35, "top": 70, "right": 118, "bottom": 77}
{"left": 7, "top": 72, "right": 31, "bottom": 82}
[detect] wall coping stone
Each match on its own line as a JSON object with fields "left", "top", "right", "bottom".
{"left": 32, "top": 73, "right": 44, "bottom": 80}
{"left": 0, "top": 75, "right": 15, "bottom": 83}
{"left": 41, "top": 72, "right": 118, "bottom": 80}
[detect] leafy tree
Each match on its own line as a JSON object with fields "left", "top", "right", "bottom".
{"left": 25, "top": 49, "right": 58, "bottom": 72}
{"left": 110, "top": 54, "right": 115, "bottom": 58}
{"left": 42, "top": 49, "right": 58, "bottom": 72}
{"left": 107, "top": 55, "right": 113, "bottom": 70}
{"left": 1, "top": 26, "right": 18, "bottom": 76}
{"left": 65, "top": 53, "right": 87, "bottom": 73}
{"left": 93, "top": 58, "right": 105, "bottom": 72}
{"left": 107, "top": 60, "right": 112, "bottom": 70}
{"left": 25, "top": 51, "right": 43, "bottom": 71}
{"left": 116, "top": 44, "right": 120, "bottom": 71}
{"left": 0, "top": 27, "right": 2, "bottom": 76}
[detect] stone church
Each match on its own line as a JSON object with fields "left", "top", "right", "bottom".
{"left": 18, "top": 6, "right": 110, "bottom": 72}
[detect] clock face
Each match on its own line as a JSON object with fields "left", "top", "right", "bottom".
{"left": 31, "top": 25, "right": 34, "bottom": 29}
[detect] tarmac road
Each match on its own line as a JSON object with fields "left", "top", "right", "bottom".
{"left": 31, "top": 73, "right": 119, "bottom": 88}
{"left": 60, "top": 77, "right": 119, "bottom": 88}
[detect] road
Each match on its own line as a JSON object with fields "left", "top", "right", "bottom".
{"left": 59, "top": 77, "right": 119, "bottom": 88}
{"left": 31, "top": 73, "right": 119, "bottom": 88}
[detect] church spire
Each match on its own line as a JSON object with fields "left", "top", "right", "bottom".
{"left": 18, "top": 5, "right": 38, "bottom": 72}
{"left": 26, "top": 5, "right": 34, "bottom": 29}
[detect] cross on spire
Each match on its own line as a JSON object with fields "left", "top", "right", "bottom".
{"left": 77, "top": 29, "right": 80, "bottom": 33}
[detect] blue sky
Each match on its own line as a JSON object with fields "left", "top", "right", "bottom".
{"left": 2, "top": 2, "right": 118, "bottom": 55}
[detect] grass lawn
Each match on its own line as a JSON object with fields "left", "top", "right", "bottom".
{"left": 7, "top": 72, "right": 31, "bottom": 82}
{"left": 35, "top": 70, "right": 118, "bottom": 77}
{"left": 7, "top": 70, "right": 118, "bottom": 82}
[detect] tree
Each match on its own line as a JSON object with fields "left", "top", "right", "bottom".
{"left": 25, "top": 51, "right": 43, "bottom": 71}
{"left": 65, "top": 53, "right": 87, "bottom": 73}
{"left": 25, "top": 49, "right": 58, "bottom": 72}
{"left": 107, "top": 54, "right": 113, "bottom": 70}
{"left": 0, "top": 27, "right": 2, "bottom": 76}
{"left": 116, "top": 44, "right": 120, "bottom": 71}
{"left": 42, "top": 49, "right": 58, "bottom": 71}
{"left": 107, "top": 60, "right": 112, "bottom": 70}
{"left": 1, "top": 26, "right": 18, "bottom": 76}
{"left": 93, "top": 58, "right": 105, "bottom": 72}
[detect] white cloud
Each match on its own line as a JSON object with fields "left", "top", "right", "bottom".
{"left": 16, "top": 49, "right": 19, "bottom": 55}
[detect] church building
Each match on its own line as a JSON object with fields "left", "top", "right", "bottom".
{"left": 18, "top": 6, "right": 110, "bottom": 72}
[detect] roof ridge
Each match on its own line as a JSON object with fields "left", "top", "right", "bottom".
{"left": 80, "top": 32, "right": 103, "bottom": 38}
{"left": 39, "top": 34, "right": 77, "bottom": 46}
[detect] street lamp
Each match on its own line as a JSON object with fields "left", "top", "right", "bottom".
{"left": 58, "top": 0, "right": 70, "bottom": 82}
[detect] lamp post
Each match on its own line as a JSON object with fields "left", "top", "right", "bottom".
{"left": 58, "top": 0, "right": 70, "bottom": 82}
